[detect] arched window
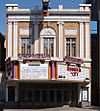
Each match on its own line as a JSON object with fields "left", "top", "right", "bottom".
{"left": 40, "top": 28, "right": 56, "bottom": 57}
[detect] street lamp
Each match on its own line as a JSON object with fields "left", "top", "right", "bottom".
{"left": 42, "top": 0, "right": 50, "bottom": 16}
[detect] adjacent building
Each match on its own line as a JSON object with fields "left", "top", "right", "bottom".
{"left": 5, "top": 4, "right": 91, "bottom": 108}
{"left": 0, "top": 32, "right": 5, "bottom": 102}
{"left": 85, "top": 0, "right": 100, "bottom": 106}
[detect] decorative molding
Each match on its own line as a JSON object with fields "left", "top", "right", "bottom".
{"left": 40, "top": 28, "right": 56, "bottom": 57}
{"left": 8, "top": 22, "right": 12, "bottom": 57}
{"left": 20, "top": 28, "right": 32, "bottom": 35}
{"left": 34, "top": 23, "right": 39, "bottom": 54}
{"left": 8, "top": 15, "right": 90, "bottom": 22}
{"left": 58, "top": 21, "right": 63, "bottom": 57}
{"left": 40, "top": 28, "right": 56, "bottom": 36}
{"left": 80, "top": 22, "right": 84, "bottom": 57}
{"left": 85, "top": 22, "right": 90, "bottom": 58}
{"left": 64, "top": 29, "right": 77, "bottom": 35}
{"left": 13, "top": 22, "right": 18, "bottom": 57}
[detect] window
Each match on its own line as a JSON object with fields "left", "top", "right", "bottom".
{"left": 8, "top": 86, "right": 15, "bottom": 101}
{"left": 21, "top": 38, "right": 31, "bottom": 54}
{"left": 66, "top": 38, "right": 76, "bottom": 56}
{"left": 44, "top": 38, "right": 54, "bottom": 57}
{"left": 40, "top": 28, "right": 56, "bottom": 57}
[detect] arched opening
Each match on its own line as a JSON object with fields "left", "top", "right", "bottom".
{"left": 40, "top": 28, "right": 56, "bottom": 57}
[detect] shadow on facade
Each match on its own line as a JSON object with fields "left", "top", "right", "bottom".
{"left": 4, "top": 83, "right": 78, "bottom": 109}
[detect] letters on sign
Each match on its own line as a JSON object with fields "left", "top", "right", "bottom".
{"left": 18, "top": 53, "right": 50, "bottom": 58}
{"left": 63, "top": 56, "right": 83, "bottom": 64}
{"left": 67, "top": 67, "right": 81, "bottom": 76}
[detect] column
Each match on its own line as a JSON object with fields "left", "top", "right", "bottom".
{"left": 58, "top": 21, "right": 64, "bottom": 58}
{"left": 8, "top": 22, "right": 12, "bottom": 57}
{"left": 61, "top": 91, "right": 64, "bottom": 104}
{"left": 88, "top": 83, "right": 91, "bottom": 105}
{"left": 40, "top": 90, "right": 42, "bottom": 102}
{"left": 80, "top": 22, "right": 84, "bottom": 57}
{"left": 33, "top": 22, "right": 39, "bottom": 54}
{"left": 13, "top": 61, "right": 19, "bottom": 79}
{"left": 40, "top": 37, "right": 44, "bottom": 54}
{"left": 78, "top": 84, "right": 82, "bottom": 106}
{"left": 13, "top": 22, "right": 18, "bottom": 57}
{"left": 14, "top": 65, "right": 16, "bottom": 79}
{"left": 52, "top": 62, "right": 55, "bottom": 80}
{"left": 15, "top": 84, "right": 18, "bottom": 102}
{"left": 54, "top": 91, "right": 57, "bottom": 103}
{"left": 47, "top": 91, "right": 49, "bottom": 103}
{"left": 6, "top": 85, "right": 8, "bottom": 101}
{"left": 85, "top": 22, "right": 90, "bottom": 58}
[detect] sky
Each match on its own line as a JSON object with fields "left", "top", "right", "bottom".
{"left": 0, "top": 0, "right": 94, "bottom": 36}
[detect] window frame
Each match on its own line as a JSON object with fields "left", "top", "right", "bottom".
{"left": 65, "top": 37, "right": 77, "bottom": 57}
{"left": 40, "top": 35, "right": 56, "bottom": 57}
{"left": 44, "top": 37, "right": 54, "bottom": 57}
{"left": 20, "top": 37, "right": 32, "bottom": 55}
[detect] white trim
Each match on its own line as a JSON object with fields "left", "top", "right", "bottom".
{"left": 64, "top": 38, "right": 66, "bottom": 57}
{"left": 34, "top": 22, "right": 39, "bottom": 54}
{"left": 13, "top": 22, "right": 18, "bottom": 57}
{"left": 58, "top": 22, "right": 64, "bottom": 57}
{"left": 7, "top": 15, "right": 90, "bottom": 22}
{"left": 80, "top": 22, "right": 84, "bottom": 57}
{"left": 79, "top": 4, "right": 91, "bottom": 7}
{"left": 41, "top": 28, "right": 56, "bottom": 36}
{"left": 8, "top": 22, "right": 12, "bottom": 57}
{"left": 20, "top": 28, "right": 32, "bottom": 35}
{"left": 6, "top": 4, "right": 18, "bottom": 7}
{"left": 85, "top": 22, "right": 90, "bottom": 58}
{"left": 40, "top": 38, "right": 44, "bottom": 54}
{"left": 40, "top": 28, "right": 56, "bottom": 57}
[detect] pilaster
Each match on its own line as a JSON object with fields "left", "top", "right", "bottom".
{"left": 85, "top": 22, "right": 90, "bottom": 58}
{"left": 80, "top": 22, "right": 85, "bottom": 57}
{"left": 33, "top": 22, "right": 39, "bottom": 54}
{"left": 57, "top": 21, "right": 64, "bottom": 58}
{"left": 13, "top": 22, "right": 18, "bottom": 57}
{"left": 8, "top": 22, "right": 13, "bottom": 57}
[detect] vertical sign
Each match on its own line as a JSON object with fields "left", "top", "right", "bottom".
{"left": 82, "top": 88, "right": 88, "bottom": 101}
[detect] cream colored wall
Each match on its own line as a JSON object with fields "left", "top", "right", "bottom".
{"left": 17, "top": 21, "right": 80, "bottom": 58}
{"left": 64, "top": 22, "right": 80, "bottom": 57}
{"left": 18, "top": 22, "right": 33, "bottom": 54}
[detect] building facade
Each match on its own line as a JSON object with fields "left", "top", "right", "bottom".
{"left": 0, "top": 32, "right": 5, "bottom": 102}
{"left": 91, "top": 33, "right": 99, "bottom": 106}
{"left": 5, "top": 4, "right": 91, "bottom": 108}
{"left": 85, "top": 0, "right": 100, "bottom": 106}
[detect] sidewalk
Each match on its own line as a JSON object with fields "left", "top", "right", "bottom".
{"left": 3, "top": 105, "right": 100, "bottom": 111}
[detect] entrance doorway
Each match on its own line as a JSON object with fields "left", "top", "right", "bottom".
{"left": 8, "top": 86, "right": 15, "bottom": 101}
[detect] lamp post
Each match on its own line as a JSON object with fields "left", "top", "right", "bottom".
{"left": 42, "top": 0, "right": 50, "bottom": 16}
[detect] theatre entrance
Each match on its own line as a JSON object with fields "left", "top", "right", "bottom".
{"left": 18, "top": 83, "right": 78, "bottom": 108}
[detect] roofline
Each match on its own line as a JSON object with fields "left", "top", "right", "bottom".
{"left": 6, "top": 4, "right": 18, "bottom": 7}
{"left": 6, "top": 9, "right": 91, "bottom": 15}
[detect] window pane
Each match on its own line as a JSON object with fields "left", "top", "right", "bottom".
{"left": 21, "top": 38, "right": 31, "bottom": 54}
{"left": 66, "top": 38, "right": 76, "bottom": 57}
{"left": 44, "top": 38, "right": 54, "bottom": 57}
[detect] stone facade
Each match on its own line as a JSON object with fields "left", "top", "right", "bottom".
{"left": 5, "top": 4, "right": 91, "bottom": 108}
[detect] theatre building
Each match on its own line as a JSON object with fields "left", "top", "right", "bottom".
{"left": 5, "top": 4, "right": 91, "bottom": 108}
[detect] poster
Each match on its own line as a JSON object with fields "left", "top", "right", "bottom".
{"left": 20, "top": 63, "right": 48, "bottom": 79}
{"left": 57, "top": 64, "right": 89, "bottom": 81}
{"left": 82, "top": 90, "right": 88, "bottom": 101}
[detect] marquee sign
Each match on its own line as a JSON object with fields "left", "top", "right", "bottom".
{"left": 18, "top": 54, "right": 50, "bottom": 59}
{"left": 67, "top": 67, "right": 81, "bottom": 76}
{"left": 18, "top": 54, "right": 44, "bottom": 58}
{"left": 20, "top": 63, "right": 48, "bottom": 79}
{"left": 57, "top": 64, "right": 89, "bottom": 81}
{"left": 63, "top": 56, "right": 84, "bottom": 64}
